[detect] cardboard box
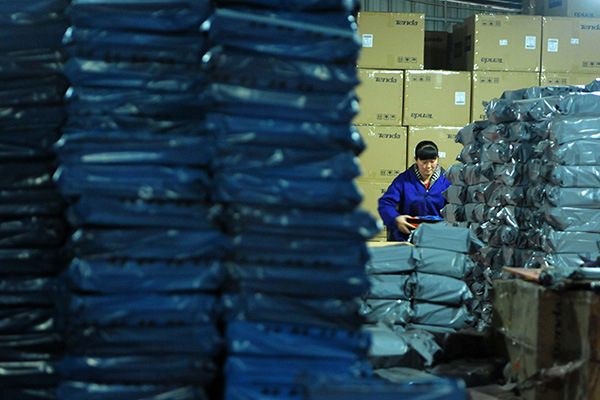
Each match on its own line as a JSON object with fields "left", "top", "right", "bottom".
{"left": 471, "top": 71, "right": 540, "bottom": 121}
{"left": 403, "top": 70, "right": 471, "bottom": 127}
{"left": 540, "top": 72, "right": 599, "bottom": 86}
{"left": 425, "top": 30, "right": 450, "bottom": 70}
{"left": 407, "top": 126, "right": 463, "bottom": 171}
{"left": 357, "top": 12, "right": 425, "bottom": 70}
{"left": 452, "top": 14, "right": 542, "bottom": 72}
{"left": 356, "top": 178, "right": 390, "bottom": 223}
{"left": 492, "top": 279, "right": 600, "bottom": 400}
{"left": 356, "top": 125, "right": 407, "bottom": 181}
{"left": 543, "top": 0, "right": 600, "bottom": 18}
{"left": 353, "top": 69, "right": 404, "bottom": 125}
{"left": 542, "top": 17, "right": 600, "bottom": 73}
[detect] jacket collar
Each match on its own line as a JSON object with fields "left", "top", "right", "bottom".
{"left": 410, "top": 163, "right": 442, "bottom": 187}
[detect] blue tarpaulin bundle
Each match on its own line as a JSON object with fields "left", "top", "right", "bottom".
{"left": 56, "top": 382, "right": 209, "bottom": 400}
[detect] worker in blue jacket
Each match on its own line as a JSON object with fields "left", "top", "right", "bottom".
{"left": 378, "top": 140, "right": 451, "bottom": 241}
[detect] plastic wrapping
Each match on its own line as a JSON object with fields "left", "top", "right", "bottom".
{"left": 494, "top": 162, "right": 529, "bottom": 186}
{"left": 359, "top": 299, "right": 413, "bottom": 326}
{"left": 62, "top": 57, "right": 209, "bottom": 93}
{"left": 366, "top": 325, "right": 441, "bottom": 370}
{"left": 366, "top": 274, "right": 415, "bottom": 301}
{"left": 537, "top": 228, "right": 600, "bottom": 253}
{"left": 59, "top": 355, "right": 217, "bottom": 385}
{"left": 456, "top": 142, "right": 479, "bottom": 164}
{"left": 66, "top": 114, "right": 203, "bottom": 136}
{"left": 67, "top": 0, "right": 211, "bottom": 32}
{"left": 54, "top": 164, "right": 211, "bottom": 200}
{"left": 66, "top": 258, "right": 224, "bottom": 294}
{"left": 545, "top": 165, "right": 600, "bottom": 188}
{"left": 411, "top": 302, "right": 474, "bottom": 329}
{"left": 0, "top": 50, "right": 63, "bottom": 78}
{"left": 0, "top": 249, "right": 62, "bottom": 275}
{"left": 63, "top": 28, "right": 207, "bottom": 64}
{"left": 206, "top": 7, "right": 361, "bottom": 63}
{"left": 225, "top": 205, "right": 378, "bottom": 240}
{"left": 440, "top": 203, "right": 464, "bottom": 223}
{"left": 485, "top": 96, "right": 562, "bottom": 124}
{"left": 412, "top": 273, "right": 473, "bottom": 306}
{"left": 0, "top": 20, "right": 68, "bottom": 52}
{"left": 208, "top": 82, "right": 358, "bottom": 123}
{"left": 214, "top": 0, "right": 359, "bottom": 10}
{"left": 461, "top": 162, "right": 496, "bottom": 185}
{"left": 221, "top": 292, "right": 364, "bottom": 329}
{"left": 229, "top": 262, "right": 369, "bottom": 299}
{"left": 546, "top": 114, "right": 600, "bottom": 144}
{"left": 66, "top": 86, "right": 210, "bottom": 119}
{"left": 0, "top": 105, "right": 65, "bottom": 130}
{"left": 442, "top": 185, "right": 467, "bottom": 205}
{"left": 68, "top": 228, "right": 230, "bottom": 260}
{"left": 454, "top": 120, "right": 488, "bottom": 146}
{"left": 0, "top": 360, "right": 59, "bottom": 387}
{"left": 0, "top": 277, "right": 58, "bottom": 306}
{"left": 557, "top": 91, "right": 600, "bottom": 116}
{"left": 0, "top": 162, "right": 54, "bottom": 189}
{"left": 541, "top": 140, "right": 600, "bottom": 165}
{"left": 67, "top": 293, "right": 218, "bottom": 326}
{"left": 0, "top": 216, "right": 65, "bottom": 247}
{"left": 231, "top": 233, "right": 369, "bottom": 268}
{"left": 500, "top": 84, "right": 582, "bottom": 100}
{"left": 0, "top": 387, "right": 56, "bottom": 400}
{"left": 299, "top": 372, "right": 467, "bottom": 400}
{"left": 66, "top": 196, "right": 216, "bottom": 230}
{"left": 205, "top": 45, "right": 359, "bottom": 94}
{"left": 67, "top": 324, "right": 222, "bottom": 356}
{"left": 0, "top": 332, "right": 63, "bottom": 361}
{"left": 479, "top": 141, "right": 535, "bottom": 165}
{"left": 0, "top": 189, "right": 64, "bottom": 216}
{"left": 466, "top": 181, "right": 496, "bottom": 205}
{"left": 206, "top": 113, "right": 364, "bottom": 154}
{"left": 409, "top": 223, "right": 483, "bottom": 254}
{"left": 413, "top": 248, "right": 474, "bottom": 279}
{"left": 365, "top": 243, "right": 414, "bottom": 274}
{"left": 0, "top": 128, "right": 60, "bottom": 159}
{"left": 214, "top": 173, "right": 361, "bottom": 210}
{"left": 215, "top": 148, "right": 360, "bottom": 179}
{"left": 226, "top": 321, "right": 370, "bottom": 359}
{"left": 0, "top": 307, "right": 57, "bottom": 334}
{"left": 0, "top": 75, "right": 67, "bottom": 106}
{"left": 543, "top": 185, "right": 600, "bottom": 208}
{"left": 486, "top": 184, "right": 527, "bottom": 207}
{"left": 56, "top": 382, "right": 208, "bottom": 400}
{"left": 542, "top": 205, "right": 600, "bottom": 232}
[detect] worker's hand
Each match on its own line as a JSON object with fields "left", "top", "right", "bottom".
{"left": 395, "top": 215, "right": 416, "bottom": 235}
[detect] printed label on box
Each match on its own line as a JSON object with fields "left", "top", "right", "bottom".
{"left": 499, "top": 39, "right": 508, "bottom": 46}
{"left": 571, "top": 38, "right": 579, "bottom": 45}
{"left": 362, "top": 34, "right": 373, "bottom": 48}
{"left": 548, "top": 38, "right": 559, "bottom": 53}
{"left": 525, "top": 36, "right": 536, "bottom": 50}
{"left": 455, "top": 92, "right": 466, "bottom": 105}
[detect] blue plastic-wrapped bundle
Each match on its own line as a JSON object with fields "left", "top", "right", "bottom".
{"left": 0, "top": 1, "right": 70, "bottom": 397}
{"left": 207, "top": 1, "right": 382, "bottom": 397}
{"left": 56, "top": 1, "right": 228, "bottom": 398}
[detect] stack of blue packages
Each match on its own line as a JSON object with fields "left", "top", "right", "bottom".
{"left": 54, "top": 1, "right": 230, "bottom": 399}
{"left": 203, "top": 1, "right": 393, "bottom": 399}
{"left": 0, "top": 1, "right": 69, "bottom": 398}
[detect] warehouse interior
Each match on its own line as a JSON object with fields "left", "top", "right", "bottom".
{"left": 3, "top": 1, "right": 600, "bottom": 399}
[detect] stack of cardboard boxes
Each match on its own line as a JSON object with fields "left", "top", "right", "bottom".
{"left": 354, "top": 12, "right": 466, "bottom": 240}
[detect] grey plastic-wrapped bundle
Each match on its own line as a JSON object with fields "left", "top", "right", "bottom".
{"left": 442, "top": 185, "right": 467, "bottom": 205}
{"left": 366, "top": 274, "right": 415, "bottom": 301}
{"left": 545, "top": 165, "right": 600, "bottom": 188}
{"left": 545, "top": 114, "right": 600, "bottom": 144}
{"left": 454, "top": 120, "right": 489, "bottom": 146}
{"left": 542, "top": 205, "right": 600, "bottom": 232}
{"left": 538, "top": 140, "right": 600, "bottom": 165}
{"left": 544, "top": 185, "right": 600, "bottom": 208}
{"left": 365, "top": 243, "right": 415, "bottom": 274}
{"left": 500, "top": 84, "right": 583, "bottom": 100}
{"left": 440, "top": 204, "right": 464, "bottom": 223}
{"left": 537, "top": 228, "right": 600, "bottom": 253}
{"left": 366, "top": 325, "right": 442, "bottom": 369}
{"left": 409, "top": 223, "right": 483, "bottom": 254}
{"left": 462, "top": 162, "right": 496, "bottom": 185}
{"left": 412, "top": 273, "right": 473, "bottom": 307}
{"left": 412, "top": 248, "right": 475, "bottom": 280}
{"left": 456, "top": 142, "right": 480, "bottom": 164}
{"left": 557, "top": 91, "right": 600, "bottom": 116}
{"left": 485, "top": 96, "right": 562, "bottom": 124}
{"left": 359, "top": 299, "right": 413, "bottom": 326}
{"left": 411, "top": 302, "right": 474, "bottom": 330}
{"left": 464, "top": 202, "right": 492, "bottom": 223}
{"left": 486, "top": 184, "right": 527, "bottom": 207}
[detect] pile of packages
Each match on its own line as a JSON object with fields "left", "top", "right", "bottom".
{"left": 0, "top": 1, "right": 69, "bottom": 398}
{"left": 443, "top": 80, "right": 600, "bottom": 313}
{"left": 54, "top": 1, "right": 230, "bottom": 398}
{"left": 203, "top": 1, "right": 393, "bottom": 398}
{"left": 361, "top": 224, "right": 482, "bottom": 378}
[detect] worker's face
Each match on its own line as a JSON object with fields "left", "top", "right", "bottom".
{"left": 416, "top": 157, "right": 438, "bottom": 179}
